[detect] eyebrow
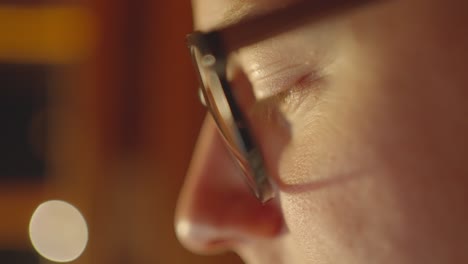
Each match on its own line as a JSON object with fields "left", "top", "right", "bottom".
{"left": 221, "top": 0, "right": 292, "bottom": 29}
{"left": 221, "top": 0, "right": 253, "bottom": 27}
{"left": 217, "top": 0, "right": 379, "bottom": 53}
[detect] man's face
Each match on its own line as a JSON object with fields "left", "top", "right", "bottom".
{"left": 176, "top": 0, "right": 468, "bottom": 263}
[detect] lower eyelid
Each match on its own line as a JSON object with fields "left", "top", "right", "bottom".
{"left": 278, "top": 72, "right": 324, "bottom": 113}
{"left": 283, "top": 70, "right": 324, "bottom": 99}
{"left": 296, "top": 71, "right": 322, "bottom": 88}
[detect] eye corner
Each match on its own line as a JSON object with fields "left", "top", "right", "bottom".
{"left": 294, "top": 70, "right": 324, "bottom": 90}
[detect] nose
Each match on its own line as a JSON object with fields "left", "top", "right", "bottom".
{"left": 175, "top": 115, "right": 284, "bottom": 254}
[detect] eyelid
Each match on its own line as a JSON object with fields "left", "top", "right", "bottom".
{"left": 252, "top": 70, "right": 324, "bottom": 117}
{"left": 249, "top": 61, "right": 319, "bottom": 100}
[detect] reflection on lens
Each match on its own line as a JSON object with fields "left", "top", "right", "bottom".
{"left": 201, "top": 54, "right": 216, "bottom": 66}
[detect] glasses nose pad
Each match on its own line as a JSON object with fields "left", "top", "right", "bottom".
{"left": 198, "top": 87, "right": 207, "bottom": 107}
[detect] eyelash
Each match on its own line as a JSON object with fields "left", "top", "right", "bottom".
{"left": 273, "top": 72, "right": 323, "bottom": 111}
{"left": 249, "top": 71, "right": 323, "bottom": 123}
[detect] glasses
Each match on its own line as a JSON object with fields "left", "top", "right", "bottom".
{"left": 187, "top": 0, "right": 377, "bottom": 202}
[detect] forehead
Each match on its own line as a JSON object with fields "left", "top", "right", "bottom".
{"left": 192, "top": 0, "right": 298, "bottom": 31}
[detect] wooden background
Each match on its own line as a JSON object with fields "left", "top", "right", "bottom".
{"left": 0, "top": 0, "right": 242, "bottom": 263}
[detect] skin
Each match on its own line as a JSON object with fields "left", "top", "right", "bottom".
{"left": 175, "top": 0, "right": 468, "bottom": 263}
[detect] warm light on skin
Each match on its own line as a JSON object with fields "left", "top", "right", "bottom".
{"left": 177, "top": 1, "right": 468, "bottom": 263}
{"left": 29, "top": 200, "right": 88, "bottom": 263}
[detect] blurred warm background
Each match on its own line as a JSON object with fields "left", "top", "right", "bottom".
{"left": 0, "top": 1, "right": 241, "bottom": 263}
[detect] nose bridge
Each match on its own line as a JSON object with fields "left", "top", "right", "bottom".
{"left": 175, "top": 115, "right": 284, "bottom": 253}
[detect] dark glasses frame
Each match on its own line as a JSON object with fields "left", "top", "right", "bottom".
{"left": 187, "top": 0, "right": 379, "bottom": 202}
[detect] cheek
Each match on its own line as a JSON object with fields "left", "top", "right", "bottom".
{"left": 273, "top": 1, "right": 468, "bottom": 263}
{"left": 276, "top": 81, "right": 395, "bottom": 262}
{"left": 276, "top": 87, "right": 409, "bottom": 263}
{"left": 276, "top": 58, "right": 468, "bottom": 264}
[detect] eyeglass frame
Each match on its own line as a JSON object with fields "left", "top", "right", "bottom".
{"left": 186, "top": 0, "right": 380, "bottom": 202}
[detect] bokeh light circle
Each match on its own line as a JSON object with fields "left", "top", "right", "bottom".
{"left": 29, "top": 200, "right": 88, "bottom": 262}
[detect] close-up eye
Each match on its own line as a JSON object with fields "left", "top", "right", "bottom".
{"left": 254, "top": 69, "right": 325, "bottom": 117}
